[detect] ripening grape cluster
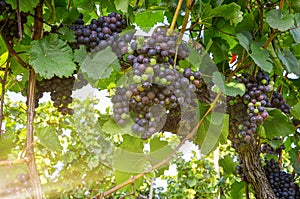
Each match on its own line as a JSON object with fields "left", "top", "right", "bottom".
{"left": 111, "top": 28, "right": 208, "bottom": 139}
{"left": 69, "top": 12, "right": 127, "bottom": 51}
{"left": 0, "top": 173, "right": 33, "bottom": 198}
{"left": 0, "top": 0, "right": 28, "bottom": 42}
{"left": 260, "top": 138, "right": 285, "bottom": 155}
{"left": 34, "top": 74, "right": 88, "bottom": 115}
{"left": 264, "top": 159, "right": 300, "bottom": 199}
{"left": 227, "top": 70, "right": 290, "bottom": 148}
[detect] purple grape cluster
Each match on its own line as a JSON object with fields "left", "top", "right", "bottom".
{"left": 69, "top": 12, "right": 127, "bottom": 51}
{"left": 111, "top": 28, "right": 208, "bottom": 139}
{"left": 227, "top": 70, "right": 290, "bottom": 148}
{"left": 0, "top": 174, "right": 32, "bottom": 198}
{"left": 0, "top": 7, "right": 27, "bottom": 42}
{"left": 261, "top": 138, "right": 285, "bottom": 156}
{"left": 29, "top": 74, "right": 88, "bottom": 115}
{"left": 264, "top": 159, "right": 300, "bottom": 198}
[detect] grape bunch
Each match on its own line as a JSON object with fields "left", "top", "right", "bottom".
{"left": 33, "top": 74, "right": 88, "bottom": 115}
{"left": 69, "top": 12, "right": 127, "bottom": 51}
{"left": 111, "top": 28, "right": 208, "bottom": 139}
{"left": 261, "top": 138, "right": 285, "bottom": 156}
{"left": 227, "top": 72, "right": 271, "bottom": 147}
{"left": 227, "top": 70, "right": 290, "bottom": 148}
{"left": 0, "top": 11, "right": 27, "bottom": 42}
{"left": 0, "top": 173, "right": 33, "bottom": 198}
{"left": 264, "top": 159, "right": 300, "bottom": 198}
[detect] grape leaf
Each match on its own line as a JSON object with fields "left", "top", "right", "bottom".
{"left": 278, "top": 49, "right": 300, "bottom": 76}
{"left": 113, "top": 135, "right": 147, "bottom": 173}
{"left": 263, "top": 109, "right": 295, "bottom": 139}
{"left": 219, "top": 155, "right": 236, "bottom": 175}
{"left": 114, "top": 170, "right": 143, "bottom": 192}
{"left": 266, "top": 9, "right": 294, "bottom": 31}
{"left": 195, "top": 112, "right": 227, "bottom": 155}
{"left": 291, "top": 43, "right": 300, "bottom": 59}
{"left": 250, "top": 42, "right": 273, "bottom": 72}
{"left": 80, "top": 47, "right": 118, "bottom": 81}
{"left": 212, "top": 72, "right": 245, "bottom": 96}
{"left": 102, "top": 117, "right": 134, "bottom": 135}
{"left": 114, "top": 0, "right": 129, "bottom": 13}
{"left": 290, "top": 101, "right": 300, "bottom": 120}
{"left": 290, "top": 13, "right": 300, "bottom": 43}
{"left": 149, "top": 137, "right": 173, "bottom": 166}
{"left": 135, "top": 10, "right": 165, "bottom": 31}
{"left": 231, "top": 181, "right": 246, "bottom": 199}
{"left": 35, "top": 126, "right": 62, "bottom": 152}
{"left": 73, "top": 45, "right": 88, "bottom": 65}
{"left": 236, "top": 31, "right": 252, "bottom": 51}
{"left": 29, "top": 34, "right": 76, "bottom": 79}
{"left": 225, "top": 81, "right": 246, "bottom": 96}
{"left": 44, "top": 0, "right": 56, "bottom": 23}
{"left": 212, "top": 71, "right": 226, "bottom": 93}
{"left": 211, "top": 3, "right": 243, "bottom": 24}
{"left": 5, "top": 0, "right": 39, "bottom": 12}
{"left": 0, "top": 36, "right": 7, "bottom": 56}
{"left": 58, "top": 27, "right": 76, "bottom": 43}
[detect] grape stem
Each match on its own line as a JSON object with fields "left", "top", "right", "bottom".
{"left": 26, "top": 1, "right": 44, "bottom": 199}
{"left": 97, "top": 91, "right": 222, "bottom": 198}
{"left": 16, "top": 0, "right": 22, "bottom": 41}
{"left": 0, "top": 158, "right": 27, "bottom": 166}
{"left": 1, "top": 35, "right": 30, "bottom": 69}
{"left": 168, "top": 0, "right": 183, "bottom": 32}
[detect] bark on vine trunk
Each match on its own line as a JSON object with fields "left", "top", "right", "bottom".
{"left": 25, "top": 1, "right": 44, "bottom": 199}
{"left": 237, "top": 143, "right": 277, "bottom": 199}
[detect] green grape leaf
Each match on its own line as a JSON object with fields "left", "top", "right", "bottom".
{"left": 0, "top": 36, "right": 7, "bottom": 57}
{"left": 114, "top": 170, "right": 143, "bottom": 192}
{"left": 278, "top": 49, "right": 300, "bottom": 76}
{"left": 135, "top": 10, "right": 165, "bottom": 31}
{"left": 236, "top": 12, "right": 257, "bottom": 33}
{"left": 266, "top": 9, "right": 294, "bottom": 31}
{"left": 5, "top": 0, "right": 39, "bottom": 12}
{"left": 149, "top": 137, "right": 173, "bottom": 166}
{"left": 211, "top": 3, "right": 243, "bottom": 24}
{"left": 263, "top": 109, "right": 295, "bottom": 139}
{"left": 290, "top": 13, "right": 300, "bottom": 43}
{"left": 44, "top": 0, "right": 56, "bottom": 23}
{"left": 114, "top": 0, "right": 129, "bottom": 13}
{"left": 236, "top": 31, "right": 252, "bottom": 51}
{"left": 231, "top": 181, "right": 246, "bottom": 199}
{"left": 290, "top": 101, "right": 300, "bottom": 120}
{"left": 290, "top": 28, "right": 300, "bottom": 43}
{"left": 212, "top": 71, "right": 226, "bottom": 93}
{"left": 29, "top": 34, "right": 76, "bottom": 79}
{"left": 35, "top": 126, "right": 62, "bottom": 152}
{"left": 58, "top": 27, "right": 76, "bottom": 43}
{"left": 195, "top": 112, "right": 227, "bottom": 155}
{"left": 80, "top": 47, "right": 118, "bottom": 81}
{"left": 219, "top": 155, "right": 236, "bottom": 175}
{"left": 250, "top": 43, "right": 273, "bottom": 72}
{"left": 225, "top": 81, "right": 246, "bottom": 96}
{"left": 289, "top": 148, "right": 300, "bottom": 175}
{"left": 118, "top": 134, "right": 144, "bottom": 153}
{"left": 113, "top": 135, "right": 146, "bottom": 173}
{"left": 212, "top": 72, "right": 245, "bottom": 96}
{"left": 73, "top": 45, "right": 88, "bottom": 65}
{"left": 102, "top": 117, "right": 134, "bottom": 135}
{"left": 291, "top": 43, "right": 300, "bottom": 59}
